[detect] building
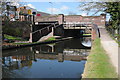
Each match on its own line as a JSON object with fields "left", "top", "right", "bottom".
{"left": 17, "top": 6, "right": 50, "bottom": 21}
{"left": 17, "top": 6, "right": 30, "bottom": 21}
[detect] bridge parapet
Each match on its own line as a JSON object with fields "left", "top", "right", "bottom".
{"left": 36, "top": 14, "right": 106, "bottom": 27}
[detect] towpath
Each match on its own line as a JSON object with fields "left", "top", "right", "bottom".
{"left": 99, "top": 27, "right": 119, "bottom": 74}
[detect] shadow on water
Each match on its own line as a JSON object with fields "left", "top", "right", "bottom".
{"left": 2, "top": 37, "right": 91, "bottom": 79}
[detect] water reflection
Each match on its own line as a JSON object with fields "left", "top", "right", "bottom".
{"left": 82, "top": 37, "right": 91, "bottom": 47}
{"left": 2, "top": 37, "right": 91, "bottom": 78}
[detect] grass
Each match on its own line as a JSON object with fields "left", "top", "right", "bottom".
{"left": 13, "top": 41, "right": 41, "bottom": 45}
{"left": 82, "top": 38, "right": 117, "bottom": 78}
{"left": 4, "top": 34, "right": 24, "bottom": 41}
{"left": 45, "top": 37, "right": 56, "bottom": 41}
{"left": 13, "top": 43, "right": 31, "bottom": 45}
{"left": 13, "top": 37, "right": 56, "bottom": 45}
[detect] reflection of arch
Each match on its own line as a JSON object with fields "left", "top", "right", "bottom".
{"left": 82, "top": 41, "right": 91, "bottom": 47}
{"left": 82, "top": 40, "right": 91, "bottom": 47}
{"left": 57, "top": 38, "right": 91, "bottom": 49}
{"left": 81, "top": 37, "right": 91, "bottom": 48}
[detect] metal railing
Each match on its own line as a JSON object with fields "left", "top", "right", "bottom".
{"left": 63, "top": 22, "right": 92, "bottom": 29}
{"left": 32, "top": 24, "right": 54, "bottom": 34}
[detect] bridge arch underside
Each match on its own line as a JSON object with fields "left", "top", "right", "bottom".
{"left": 54, "top": 23, "right": 92, "bottom": 38}
{"left": 63, "top": 29, "right": 86, "bottom": 37}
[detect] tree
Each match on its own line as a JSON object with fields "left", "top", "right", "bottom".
{"left": 79, "top": 2, "right": 120, "bottom": 41}
{"left": 79, "top": 2, "right": 120, "bottom": 34}
{"left": 1, "top": 0, "right": 22, "bottom": 40}
{"left": 79, "top": 2, "right": 107, "bottom": 15}
{"left": 105, "top": 2, "right": 120, "bottom": 29}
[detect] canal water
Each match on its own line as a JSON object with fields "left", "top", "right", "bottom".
{"left": 2, "top": 37, "right": 91, "bottom": 79}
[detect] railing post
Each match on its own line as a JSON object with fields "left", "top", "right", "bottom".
{"left": 29, "top": 12, "right": 36, "bottom": 42}
{"left": 29, "top": 24, "right": 33, "bottom": 42}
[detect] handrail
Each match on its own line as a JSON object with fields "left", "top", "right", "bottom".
{"left": 35, "top": 21, "right": 58, "bottom": 25}
{"left": 63, "top": 23, "right": 92, "bottom": 28}
{"left": 54, "top": 24, "right": 63, "bottom": 28}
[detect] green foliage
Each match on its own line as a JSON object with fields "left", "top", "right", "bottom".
{"left": 2, "top": 21, "right": 31, "bottom": 38}
{"left": 105, "top": 2, "right": 120, "bottom": 29}
{"left": 45, "top": 37, "right": 56, "bottom": 41}
{"left": 80, "top": 2, "right": 120, "bottom": 29}
{"left": 4, "top": 34, "right": 22, "bottom": 40}
{"left": 3, "top": 25, "right": 23, "bottom": 37}
{"left": 15, "top": 28, "right": 22, "bottom": 36}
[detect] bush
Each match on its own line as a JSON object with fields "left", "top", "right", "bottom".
{"left": 2, "top": 21, "right": 31, "bottom": 38}
{"left": 2, "top": 26, "right": 22, "bottom": 37}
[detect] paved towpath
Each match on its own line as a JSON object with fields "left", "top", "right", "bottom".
{"left": 99, "top": 27, "right": 119, "bottom": 74}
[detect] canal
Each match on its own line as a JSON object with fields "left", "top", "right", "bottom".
{"left": 2, "top": 37, "right": 91, "bottom": 79}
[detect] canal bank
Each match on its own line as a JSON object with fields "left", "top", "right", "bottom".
{"left": 2, "top": 37, "right": 73, "bottom": 50}
{"left": 82, "top": 38, "right": 117, "bottom": 78}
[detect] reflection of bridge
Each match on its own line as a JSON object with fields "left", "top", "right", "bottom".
{"left": 33, "top": 48, "right": 90, "bottom": 62}
{"left": 2, "top": 40, "right": 90, "bottom": 70}
{"left": 34, "top": 47, "right": 90, "bottom": 62}
{"left": 35, "top": 53, "right": 87, "bottom": 62}
{"left": 2, "top": 48, "right": 89, "bottom": 70}
{"left": 32, "top": 41, "right": 90, "bottom": 62}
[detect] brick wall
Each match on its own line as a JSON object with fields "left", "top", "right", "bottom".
{"left": 36, "top": 15, "right": 58, "bottom": 22}
{"left": 64, "top": 15, "right": 83, "bottom": 22}
{"left": 64, "top": 14, "right": 106, "bottom": 27}
{"left": 36, "top": 14, "right": 106, "bottom": 27}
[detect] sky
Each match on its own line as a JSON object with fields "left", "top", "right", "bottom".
{"left": 23, "top": 2, "right": 102, "bottom": 15}
{"left": 24, "top": 2, "right": 83, "bottom": 15}
{"left": 19, "top": 2, "right": 110, "bottom": 21}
